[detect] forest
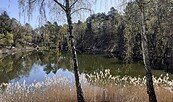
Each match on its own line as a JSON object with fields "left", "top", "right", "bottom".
{"left": 1, "top": 1, "right": 173, "bottom": 71}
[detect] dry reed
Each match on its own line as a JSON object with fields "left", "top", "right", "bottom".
{"left": 1, "top": 69, "right": 173, "bottom": 102}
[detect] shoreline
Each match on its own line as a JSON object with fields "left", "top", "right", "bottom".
{"left": 0, "top": 47, "right": 36, "bottom": 58}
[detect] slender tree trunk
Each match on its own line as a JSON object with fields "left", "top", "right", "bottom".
{"left": 66, "top": 1, "right": 85, "bottom": 102}
{"left": 139, "top": 1, "right": 157, "bottom": 102}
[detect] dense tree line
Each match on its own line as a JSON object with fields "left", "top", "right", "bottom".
{"left": 123, "top": 0, "right": 173, "bottom": 70}
{"left": 0, "top": 11, "right": 66, "bottom": 50}
{"left": 0, "top": 11, "right": 35, "bottom": 48}
{"left": 0, "top": 11, "right": 14, "bottom": 48}
{"left": 73, "top": 1, "right": 173, "bottom": 71}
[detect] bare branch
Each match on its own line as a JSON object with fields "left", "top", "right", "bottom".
{"left": 27, "top": 0, "right": 37, "bottom": 3}
{"left": 53, "top": 0, "right": 66, "bottom": 11}
{"left": 70, "top": 0, "right": 78, "bottom": 9}
{"left": 41, "top": 0, "right": 45, "bottom": 8}
{"left": 71, "top": 8, "right": 91, "bottom": 15}
{"left": 40, "top": 0, "right": 46, "bottom": 18}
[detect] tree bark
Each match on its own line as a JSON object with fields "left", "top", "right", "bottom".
{"left": 139, "top": 1, "right": 157, "bottom": 102}
{"left": 65, "top": 0, "right": 85, "bottom": 102}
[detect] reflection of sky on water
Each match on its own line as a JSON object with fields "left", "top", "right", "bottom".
{"left": 10, "top": 63, "right": 77, "bottom": 85}
{"left": 4, "top": 51, "right": 171, "bottom": 87}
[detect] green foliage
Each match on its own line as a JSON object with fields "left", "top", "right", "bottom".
{"left": 0, "top": 32, "right": 13, "bottom": 46}
{"left": 6, "top": 32, "right": 14, "bottom": 43}
{"left": 35, "top": 21, "right": 62, "bottom": 49}
{"left": 0, "top": 0, "right": 173, "bottom": 69}
{"left": 122, "top": 0, "right": 173, "bottom": 67}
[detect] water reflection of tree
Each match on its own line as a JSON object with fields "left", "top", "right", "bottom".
{"left": 0, "top": 52, "right": 33, "bottom": 85}
{"left": 41, "top": 51, "right": 71, "bottom": 74}
{"left": 77, "top": 54, "right": 135, "bottom": 76}
{"left": 0, "top": 50, "right": 73, "bottom": 89}
{"left": 1, "top": 51, "right": 162, "bottom": 91}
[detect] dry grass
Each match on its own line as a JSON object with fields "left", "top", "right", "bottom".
{"left": 1, "top": 70, "right": 173, "bottom": 102}
{"left": 84, "top": 85, "right": 173, "bottom": 102}
{"left": 1, "top": 84, "right": 173, "bottom": 102}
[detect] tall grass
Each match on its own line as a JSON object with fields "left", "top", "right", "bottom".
{"left": 1, "top": 69, "right": 173, "bottom": 102}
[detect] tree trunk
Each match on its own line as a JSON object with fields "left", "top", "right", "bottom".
{"left": 140, "top": 2, "right": 157, "bottom": 102}
{"left": 65, "top": 1, "right": 85, "bottom": 102}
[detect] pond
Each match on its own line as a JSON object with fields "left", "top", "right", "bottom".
{"left": 0, "top": 50, "right": 171, "bottom": 86}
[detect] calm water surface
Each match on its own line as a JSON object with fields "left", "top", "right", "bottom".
{"left": 0, "top": 50, "right": 171, "bottom": 85}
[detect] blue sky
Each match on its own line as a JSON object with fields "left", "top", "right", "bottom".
{"left": 0, "top": 0, "right": 40, "bottom": 28}
{"left": 0, "top": 0, "right": 122, "bottom": 28}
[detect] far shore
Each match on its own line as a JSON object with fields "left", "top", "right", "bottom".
{"left": 0, "top": 47, "right": 37, "bottom": 57}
